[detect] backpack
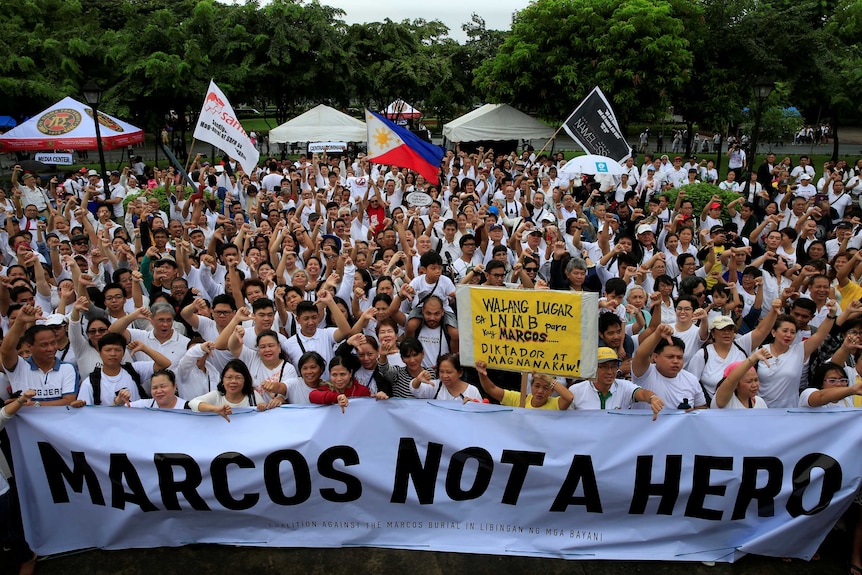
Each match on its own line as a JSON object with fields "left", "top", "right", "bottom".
{"left": 90, "top": 363, "right": 148, "bottom": 405}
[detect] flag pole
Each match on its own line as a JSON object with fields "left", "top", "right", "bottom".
{"left": 184, "top": 138, "right": 197, "bottom": 174}
{"left": 530, "top": 124, "right": 566, "bottom": 167}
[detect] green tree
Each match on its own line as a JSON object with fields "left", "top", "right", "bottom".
{"left": 474, "top": 0, "right": 696, "bottom": 126}
{"left": 345, "top": 18, "right": 453, "bottom": 113}
{"left": 0, "top": 0, "right": 102, "bottom": 117}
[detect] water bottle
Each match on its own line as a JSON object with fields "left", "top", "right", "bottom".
{"left": 677, "top": 398, "right": 691, "bottom": 410}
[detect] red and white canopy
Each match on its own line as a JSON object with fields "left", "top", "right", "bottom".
{"left": 0, "top": 97, "right": 144, "bottom": 151}
{"left": 382, "top": 100, "right": 421, "bottom": 120}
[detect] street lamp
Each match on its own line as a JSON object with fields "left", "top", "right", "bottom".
{"left": 749, "top": 78, "right": 774, "bottom": 176}
{"left": 82, "top": 80, "right": 108, "bottom": 186}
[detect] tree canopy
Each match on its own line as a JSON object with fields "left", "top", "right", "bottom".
{"left": 2, "top": 0, "right": 861, "bottom": 143}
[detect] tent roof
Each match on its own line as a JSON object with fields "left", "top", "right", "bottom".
{"left": 0, "top": 97, "right": 143, "bottom": 152}
{"left": 383, "top": 100, "right": 420, "bottom": 119}
{"left": 269, "top": 104, "right": 366, "bottom": 144}
{"left": 442, "top": 104, "right": 554, "bottom": 142}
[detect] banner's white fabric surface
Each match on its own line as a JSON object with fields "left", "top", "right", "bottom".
{"left": 193, "top": 80, "right": 260, "bottom": 175}
{"left": 8, "top": 402, "right": 861, "bottom": 562}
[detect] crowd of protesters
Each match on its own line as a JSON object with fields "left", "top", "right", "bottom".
{"left": 4, "top": 143, "right": 862, "bottom": 570}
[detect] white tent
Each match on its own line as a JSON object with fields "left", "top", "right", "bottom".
{"left": 383, "top": 100, "right": 421, "bottom": 119}
{"left": 442, "top": 104, "right": 554, "bottom": 142}
{"left": 269, "top": 104, "right": 366, "bottom": 143}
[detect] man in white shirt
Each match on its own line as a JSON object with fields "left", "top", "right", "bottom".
{"left": 570, "top": 347, "right": 665, "bottom": 417}
{"left": 105, "top": 171, "right": 127, "bottom": 222}
{"left": 285, "top": 292, "right": 353, "bottom": 379}
{"left": 109, "top": 302, "right": 190, "bottom": 369}
{"left": 791, "top": 155, "right": 816, "bottom": 182}
{"left": 632, "top": 324, "right": 707, "bottom": 409}
{"left": 1, "top": 305, "right": 77, "bottom": 405}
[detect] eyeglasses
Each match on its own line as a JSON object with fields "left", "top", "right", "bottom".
{"left": 104, "top": 294, "right": 124, "bottom": 301}
{"left": 73, "top": 240, "right": 89, "bottom": 246}
{"left": 489, "top": 273, "right": 506, "bottom": 279}
{"left": 825, "top": 378, "right": 850, "bottom": 385}
{"left": 87, "top": 328, "right": 108, "bottom": 335}
{"left": 213, "top": 309, "right": 234, "bottom": 316}
{"left": 676, "top": 306, "right": 693, "bottom": 312}
{"left": 597, "top": 362, "right": 621, "bottom": 369}
{"left": 692, "top": 291, "right": 706, "bottom": 297}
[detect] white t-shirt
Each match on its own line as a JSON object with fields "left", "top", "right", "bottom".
{"left": 756, "top": 342, "right": 806, "bottom": 408}
{"left": 633, "top": 363, "right": 706, "bottom": 409}
{"left": 569, "top": 378, "right": 642, "bottom": 410}
{"left": 711, "top": 393, "right": 768, "bottom": 409}
{"left": 128, "top": 396, "right": 188, "bottom": 409}
{"left": 685, "top": 333, "right": 753, "bottom": 397}
{"left": 285, "top": 327, "right": 339, "bottom": 379}
{"left": 77, "top": 361, "right": 154, "bottom": 405}
{"left": 410, "top": 380, "right": 482, "bottom": 401}
{"left": 409, "top": 274, "right": 455, "bottom": 313}
{"left": 237, "top": 347, "right": 298, "bottom": 402}
{"left": 674, "top": 323, "right": 707, "bottom": 371}
{"left": 799, "top": 387, "right": 854, "bottom": 408}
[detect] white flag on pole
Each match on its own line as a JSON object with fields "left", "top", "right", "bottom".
{"left": 192, "top": 80, "right": 260, "bottom": 174}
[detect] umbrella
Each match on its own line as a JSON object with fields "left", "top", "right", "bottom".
{"left": 560, "top": 154, "right": 626, "bottom": 176}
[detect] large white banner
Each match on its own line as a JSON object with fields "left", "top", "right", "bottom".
{"left": 193, "top": 80, "right": 260, "bottom": 175}
{"left": 8, "top": 403, "right": 862, "bottom": 562}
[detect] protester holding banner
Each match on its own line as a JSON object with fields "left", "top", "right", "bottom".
{"left": 632, "top": 323, "right": 706, "bottom": 410}
{"left": 125, "top": 369, "right": 188, "bottom": 410}
{"left": 410, "top": 353, "right": 481, "bottom": 402}
{"left": 475, "top": 361, "right": 573, "bottom": 410}
{"left": 569, "top": 347, "right": 664, "bottom": 418}
{"left": 309, "top": 355, "right": 388, "bottom": 409}
{"left": 799, "top": 362, "right": 862, "bottom": 408}
{"left": 188, "top": 359, "right": 265, "bottom": 419}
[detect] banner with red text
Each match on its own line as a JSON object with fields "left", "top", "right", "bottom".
{"left": 193, "top": 80, "right": 260, "bottom": 174}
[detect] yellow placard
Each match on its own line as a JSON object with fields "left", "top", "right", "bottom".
{"left": 457, "top": 286, "right": 598, "bottom": 378}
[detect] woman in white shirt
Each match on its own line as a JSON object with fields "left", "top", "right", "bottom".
{"left": 189, "top": 359, "right": 266, "bottom": 420}
{"left": 410, "top": 352, "right": 481, "bottom": 401}
{"left": 799, "top": 362, "right": 862, "bottom": 408}
{"left": 711, "top": 348, "right": 771, "bottom": 409}
{"left": 126, "top": 369, "right": 188, "bottom": 409}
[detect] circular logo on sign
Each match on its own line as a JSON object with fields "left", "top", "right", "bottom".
{"left": 84, "top": 108, "right": 124, "bottom": 132}
{"left": 37, "top": 109, "right": 82, "bottom": 135}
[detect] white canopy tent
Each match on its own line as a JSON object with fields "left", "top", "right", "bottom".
{"left": 269, "top": 104, "right": 366, "bottom": 143}
{"left": 383, "top": 100, "right": 421, "bottom": 119}
{"left": 442, "top": 104, "right": 554, "bottom": 142}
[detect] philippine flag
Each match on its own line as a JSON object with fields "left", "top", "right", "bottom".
{"left": 365, "top": 110, "right": 443, "bottom": 184}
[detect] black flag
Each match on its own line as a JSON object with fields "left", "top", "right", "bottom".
{"left": 562, "top": 87, "right": 631, "bottom": 162}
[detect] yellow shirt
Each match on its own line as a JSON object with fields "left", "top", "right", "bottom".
{"left": 705, "top": 246, "right": 725, "bottom": 289}
{"left": 501, "top": 389, "right": 560, "bottom": 410}
{"left": 839, "top": 281, "right": 862, "bottom": 311}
